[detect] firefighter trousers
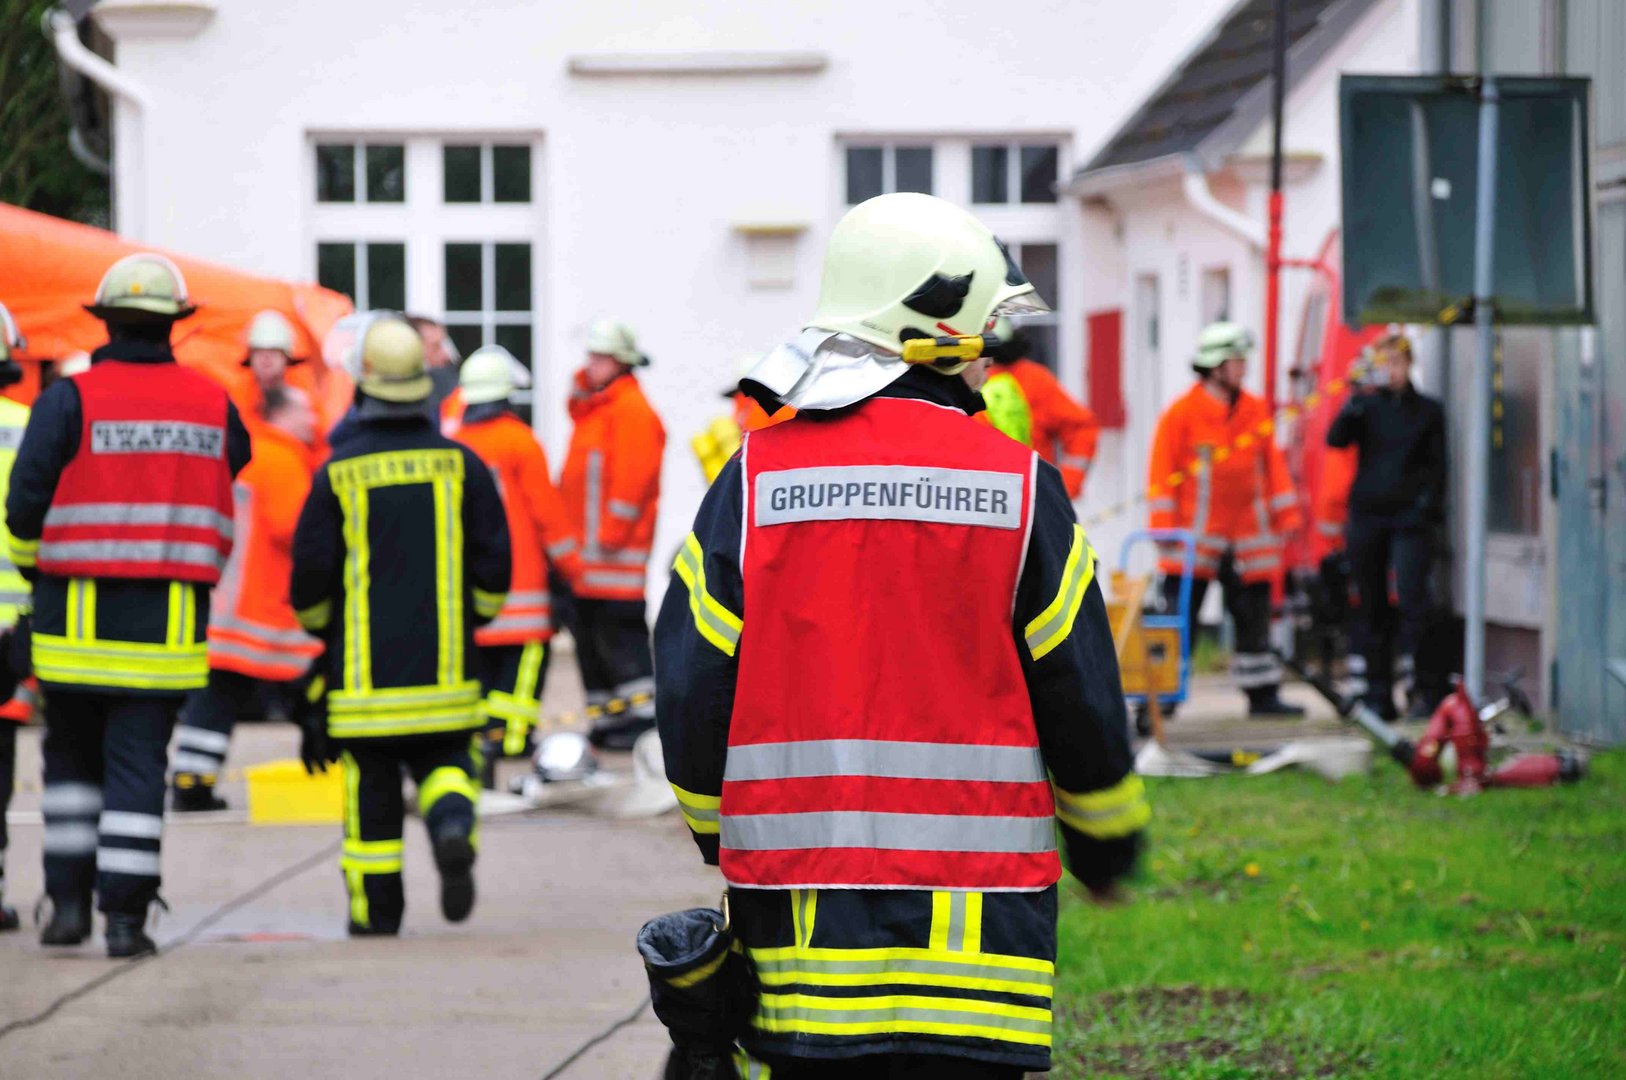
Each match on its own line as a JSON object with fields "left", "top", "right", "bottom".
{"left": 41, "top": 692, "right": 179, "bottom": 914}
{"left": 339, "top": 732, "right": 481, "bottom": 933}
{"left": 172, "top": 669, "right": 288, "bottom": 787}
{"left": 571, "top": 597, "right": 655, "bottom": 729}
{"left": 1345, "top": 516, "right": 1434, "bottom": 711}
{"left": 754, "top": 1055, "right": 1025, "bottom": 1079}
{"left": 478, "top": 640, "right": 549, "bottom": 758}
{"left": 0, "top": 721, "right": 14, "bottom": 902}
{"left": 1162, "top": 551, "right": 1280, "bottom": 696}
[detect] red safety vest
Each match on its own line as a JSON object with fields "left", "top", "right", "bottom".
{"left": 723, "top": 396, "right": 1059, "bottom": 891}
{"left": 38, "top": 361, "right": 235, "bottom": 585}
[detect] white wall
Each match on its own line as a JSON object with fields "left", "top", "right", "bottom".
{"left": 102, "top": 0, "right": 1232, "bottom": 602}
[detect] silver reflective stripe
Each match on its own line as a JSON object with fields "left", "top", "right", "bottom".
{"left": 206, "top": 639, "right": 304, "bottom": 671}
{"left": 943, "top": 891, "right": 970, "bottom": 951}
{"left": 582, "top": 569, "right": 645, "bottom": 590}
{"left": 45, "top": 502, "right": 234, "bottom": 536}
{"left": 176, "top": 726, "right": 231, "bottom": 754}
{"left": 1231, "top": 652, "right": 1282, "bottom": 688}
{"left": 43, "top": 823, "right": 99, "bottom": 854}
{"left": 1192, "top": 448, "right": 1212, "bottom": 537}
{"left": 725, "top": 740, "right": 1046, "bottom": 784}
{"left": 209, "top": 613, "right": 318, "bottom": 648}
{"left": 481, "top": 614, "right": 550, "bottom": 635}
{"left": 39, "top": 539, "right": 224, "bottom": 569}
{"left": 0, "top": 590, "right": 31, "bottom": 608}
{"left": 97, "top": 847, "right": 162, "bottom": 877}
{"left": 722, "top": 812, "right": 1055, "bottom": 853}
{"left": 755, "top": 465, "right": 1023, "bottom": 530}
{"left": 1059, "top": 452, "right": 1092, "bottom": 472}
{"left": 1148, "top": 497, "right": 1176, "bottom": 513}
{"left": 100, "top": 811, "right": 163, "bottom": 840}
{"left": 1271, "top": 492, "right": 1297, "bottom": 512}
{"left": 584, "top": 450, "right": 604, "bottom": 555}
{"left": 505, "top": 590, "right": 550, "bottom": 607}
{"left": 597, "top": 547, "right": 649, "bottom": 566}
{"left": 0, "top": 425, "right": 23, "bottom": 450}
{"left": 170, "top": 750, "right": 221, "bottom": 773}
{"left": 607, "top": 499, "right": 641, "bottom": 521}
{"left": 547, "top": 538, "right": 579, "bottom": 558}
{"left": 1233, "top": 534, "right": 1277, "bottom": 553}
{"left": 1318, "top": 521, "right": 1342, "bottom": 538}
{"left": 41, "top": 782, "right": 103, "bottom": 815}
{"left": 1253, "top": 496, "right": 1271, "bottom": 538}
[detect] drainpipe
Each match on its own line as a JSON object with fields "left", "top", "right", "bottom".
{"left": 45, "top": 7, "right": 148, "bottom": 237}
{"left": 1180, "top": 157, "right": 1265, "bottom": 250}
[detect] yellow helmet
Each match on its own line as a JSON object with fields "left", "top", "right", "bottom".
{"left": 357, "top": 316, "right": 430, "bottom": 403}
{"left": 809, "top": 193, "right": 1048, "bottom": 358}
{"left": 85, "top": 253, "right": 196, "bottom": 321}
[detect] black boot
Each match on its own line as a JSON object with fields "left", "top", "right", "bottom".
{"left": 432, "top": 823, "right": 476, "bottom": 924}
{"left": 347, "top": 920, "right": 401, "bottom": 937}
{"left": 1247, "top": 687, "right": 1307, "bottom": 719}
{"left": 587, "top": 714, "right": 655, "bottom": 751}
{"left": 39, "top": 893, "right": 92, "bottom": 946}
{"left": 172, "top": 780, "right": 228, "bottom": 813}
{"left": 0, "top": 902, "right": 18, "bottom": 932}
{"left": 104, "top": 911, "right": 157, "bottom": 958}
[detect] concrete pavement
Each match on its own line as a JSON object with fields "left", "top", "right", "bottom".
{"left": 0, "top": 652, "right": 714, "bottom": 1080}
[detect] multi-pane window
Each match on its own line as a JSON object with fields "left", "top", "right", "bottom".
{"left": 316, "top": 142, "right": 405, "bottom": 203}
{"left": 443, "top": 241, "right": 534, "bottom": 370}
{"left": 1012, "top": 242, "right": 1060, "bottom": 369}
{"left": 316, "top": 242, "right": 406, "bottom": 310}
{"left": 844, "top": 145, "right": 934, "bottom": 203}
{"left": 442, "top": 143, "right": 533, "bottom": 204}
{"left": 971, "top": 143, "right": 1060, "bottom": 204}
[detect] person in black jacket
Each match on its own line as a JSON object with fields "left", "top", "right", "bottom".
{"left": 1326, "top": 330, "right": 1447, "bottom": 719}
{"left": 290, "top": 314, "right": 510, "bottom": 935}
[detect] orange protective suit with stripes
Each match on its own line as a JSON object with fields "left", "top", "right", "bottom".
{"left": 560, "top": 371, "right": 666, "bottom": 601}
{"left": 1147, "top": 384, "right": 1302, "bottom": 583}
{"left": 208, "top": 424, "right": 322, "bottom": 680}
{"left": 997, "top": 358, "right": 1100, "bottom": 499}
{"left": 454, "top": 410, "right": 581, "bottom": 645}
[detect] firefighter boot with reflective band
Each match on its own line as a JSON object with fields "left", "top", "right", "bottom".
{"left": 172, "top": 777, "right": 228, "bottom": 813}
{"left": 39, "top": 894, "right": 91, "bottom": 946}
{"left": 432, "top": 825, "right": 476, "bottom": 923}
{"left": 105, "top": 912, "right": 157, "bottom": 958}
{"left": 1247, "top": 687, "right": 1307, "bottom": 719}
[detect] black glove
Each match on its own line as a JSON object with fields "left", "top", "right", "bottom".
{"left": 6, "top": 614, "right": 30, "bottom": 678}
{"left": 290, "top": 655, "right": 335, "bottom": 775}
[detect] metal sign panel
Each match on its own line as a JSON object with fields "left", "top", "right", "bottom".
{"left": 1340, "top": 75, "right": 1594, "bottom": 327}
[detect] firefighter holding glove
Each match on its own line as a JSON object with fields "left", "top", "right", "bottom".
{"left": 655, "top": 193, "right": 1148, "bottom": 1077}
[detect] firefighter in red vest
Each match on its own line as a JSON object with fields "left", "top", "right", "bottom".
{"left": 0, "top": 301, "right": 32, "bottom": 933}
{"left": 654, "top": 194, "right": 1147, "bottom": 1077}
{"left": 6, "top": 254, "right": 251, "bottom": 956}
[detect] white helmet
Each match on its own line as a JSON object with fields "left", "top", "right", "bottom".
{"left": 0, "top": 302, "right": 23, "bottom": 365}
{"left": 1194, "top": 321, "right": 1254, "bottom": 370}
{"left": 810, "top": 193, "right": 1048, "bottom": 357}
{"left": 586, "top": 318, "right": 645, "bottom": 366}
{"left": 86, "top": 253, "right": 195, "bottom": 320}
{"left": 246, "top": 310, "right": 296, "bottom": 354}
{"left": 459, "top": 344, "right": 532, "bottom": 405}
{"left": 58, "top": 351, "right": 92, "bottom": 378}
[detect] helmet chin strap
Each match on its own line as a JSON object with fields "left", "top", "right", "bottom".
{"left": 899, "top": 331, "right": 1003, "bottom": 368}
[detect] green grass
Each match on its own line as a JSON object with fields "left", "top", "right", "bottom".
{"left": 1053, "top": 753, "right": 1626, "bottom": 1078}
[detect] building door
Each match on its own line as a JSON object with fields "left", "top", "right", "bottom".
{"left": 1553, "top": 199, "right": 1626, "bottom": 744}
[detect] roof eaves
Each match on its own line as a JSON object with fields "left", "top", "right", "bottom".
{"left": 1062, "top": 153, "right": 1189, "bottom": 199}
{"left": 1190, "top": 0, "right": 1385, "bottom": 171}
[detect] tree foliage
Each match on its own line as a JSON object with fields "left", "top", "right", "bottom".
{"left": 0, "top": 1, "right": 110, "bottom": 224}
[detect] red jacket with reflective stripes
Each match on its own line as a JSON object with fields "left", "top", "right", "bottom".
{"left": 209, "top": 423, "right": 321, "bottom": 680}
{"left": 1000, "top": 358, "right": 1100, "bottom": 499}
{"left": 1147, "top": 383, "right": 1301, "bottom": 584}
{"left": 724, "top": 397, "right": 1058, "bottom": 890}
{"left": 38, "top": 361, "right": 236, "bottom": 585}
{"left": 455, "top": 409, "right": 582, "bottom": 645}
{"left": 560, "top": 371, "right": 665, "bottom": 601}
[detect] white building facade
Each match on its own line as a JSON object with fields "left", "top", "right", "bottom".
{"left": 78, "top": 0, "right": 1231, "bottom": 598}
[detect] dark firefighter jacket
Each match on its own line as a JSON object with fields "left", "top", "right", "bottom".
{"left": 654, "top": 367, "right": 1147, "bottom": 1073}
{"left": 289, "top": 399, "right": 511, "bottom": 740}
{"left": 5, "top": 341, "right": 252, "bottom": 696}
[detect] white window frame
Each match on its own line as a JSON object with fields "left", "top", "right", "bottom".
{"left": 440, "top": 141, "right": 534, "bottom": 205}
{"left": 968, "top": 140, "right": 1063, "bottom": 206}
{"left": 841, "top": 142, "right": 937, "bottom": 202}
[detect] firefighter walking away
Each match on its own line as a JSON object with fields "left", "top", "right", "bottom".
{"left": 0, "top": 301, "right": 33, "bottom": 933}
{"left": 653, "top": 192, "right": 1148, "bottom": 1076}
{"left": 290, "top": 314, "right": 511, "bottom": 935}
{"left": 7, "top": 255, "right": 252, "bottom": 957}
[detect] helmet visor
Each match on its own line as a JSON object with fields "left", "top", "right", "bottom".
{"left": 993, "top": 288, "right": 1052, "bottom": 317}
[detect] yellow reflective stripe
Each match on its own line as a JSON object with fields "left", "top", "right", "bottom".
{"left": 753, "top": 992, "right": 1051, "bottom": 1047}
{"left": 330, "top": 449, "right": 465, "bottom": 492}
{"left": 8, "top": 535, "right": 38, "bottom": 568}
{"left": 749, "top": 944, "right": 1052, "bottom": 974}
{"left": 673, "top": 533, "right": 743, "bottom": 657}
{"left": 327, "top": 681, "right": 482, "bottom": 737}
{"left": 790, "top": 889, "right": 817, "bottom": 950}
{"left": 297, "top": 599, "right": 332, "bottom": 631}
{"left": 929, "top": 892, "right": 951, "bottom": 952}
{"left": 432, "top": 477, "right": 465, "bottom": 687}
{"left": 1024, "top": 525, "right": 1096, "bottom": 661}
{"left": 418, "top": 765, "right": 479, "bottom": 817}
{"left": 472, "top": 588, "right": 507, "bottom": 620}
{"left": 34, "top": 633, "right": 208, "bottom": 691}
{"left": 165, "top": 582, "right": 196, "bottom": 648}
{"left": 929, "top": 891, "right": 982, "bottom": 953}
{"left": 340, "top": 837, "right": 404, "bottom": 873}
{"left": 66, "top": 578, "right": 97, "bottom": 640}
{"left": 749, "top": 947, "right": 1053, "bottom": 998}
{"left": 666, "top": 949, "right": 729, "bottom": 989}
{"left": 341, "top": 753, "right": 369, "bottom": 928}
{"left": 341, "top": 484, "right": 373, "bottom": 692}
{"left": 1053, "top": 774, "right": 1151, "bottom": 839}
{"left": 671, "top": 782, "right": 721, "bottom": 835}
{"left": 964, "top": 892, "right": 983, "bottom": 954}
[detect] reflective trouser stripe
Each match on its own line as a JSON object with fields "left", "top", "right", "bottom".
{"left": 752, "top": 993, "right": 1051, "bottom": 1046}
{"left": 172, "top": 724, "right": 230, "bottom": 779}
{"left": 749, "top": 948, "right": 1054, "bottom": 997}
{"left": 327, "top": 682, "right": 482, "bottom": 738}
{"left": 100, "top": 811, "right": 163, "bottom": 839}
{"left": 98, "top": 848, "right": 161, "bottom": 877}
{"left": 721, "top": 812, "right": 1055, "bottom": 853}
{"left": 929, "top": 891, "right": 983, "bottom": 954}
{"left": 43, "top": 823, "right": 99, "bottom": 854}
{"left": 418, "top": 766, "right": 479, "bottom": 820}
{"left": 725, "top": 740, "right": 1045, "bottom": 784}
{"left": 1231, "top": 651, "right": 1283, "bottom": 688}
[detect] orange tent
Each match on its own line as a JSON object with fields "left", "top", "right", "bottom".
{"left": 0, "top": 203, "right": 354, "bottom": 426}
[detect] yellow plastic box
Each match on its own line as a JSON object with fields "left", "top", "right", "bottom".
{"left": 244, "top": 758, "right": 344, "bottom": 825}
